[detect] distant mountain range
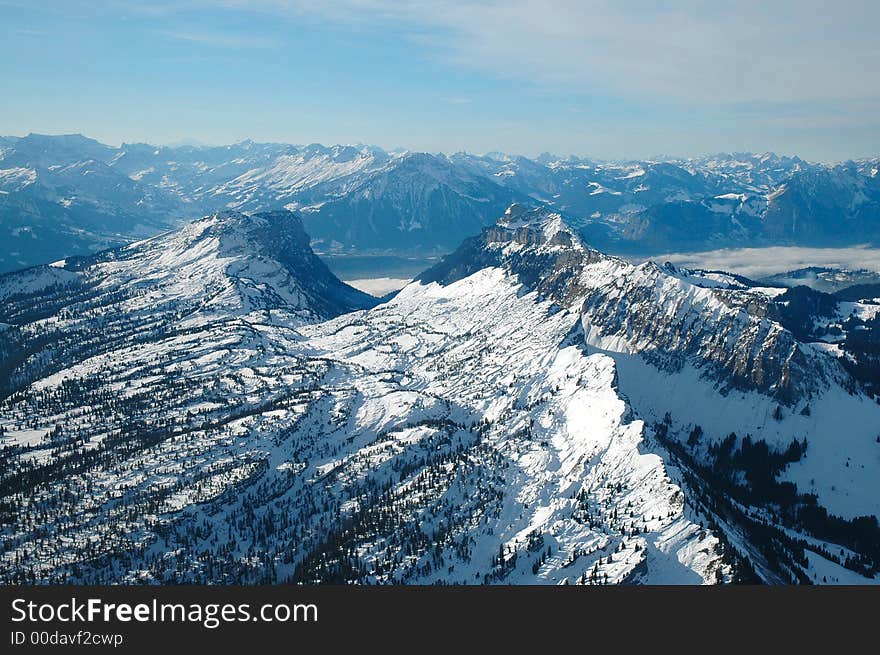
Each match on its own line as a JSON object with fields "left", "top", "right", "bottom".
{"left": 2, "top": 133, "right": 878, "bottom": 273}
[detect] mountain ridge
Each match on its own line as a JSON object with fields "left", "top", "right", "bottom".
{"left": 2, "top": 206, "right": 879, "bottom": 584}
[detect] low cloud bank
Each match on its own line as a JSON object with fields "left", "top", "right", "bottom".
{"left": 639, "top": 245, "right": 880, "bottom": 279}
{"left": 344, "top": 277, "right": 411, "bottom": 297}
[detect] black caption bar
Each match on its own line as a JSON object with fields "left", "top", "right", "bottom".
{"left": 2, "top": 585, "right": 877, "bottom": 650}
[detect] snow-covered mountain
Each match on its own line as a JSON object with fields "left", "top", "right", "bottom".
{"left": 113, "top": 141, "right": 394, "bottom": 213}
{"left": 299, "top": 151, "right": 525, "bottom": 252}
{"left": 420, "top": 207, "right": 880, "bottom": 578}
{"left": 0, "top": 209, "right": 377, "bottom": 403}
{"left": 0, "top": 134, "right": 187, "bottom": 273}
{"left": 3, "top": 134, "right": 879, "bottom": 273}
{"left": 2, "top": 206, "right": 878, "bottom": 585}
{"left": 451, "top": 151, "right": 880, "bottom": 253}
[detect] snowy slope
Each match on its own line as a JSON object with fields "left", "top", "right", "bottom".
{"left": 419, "top": 205, "right": 880, "bottom": 583}
{"left": 1, "top": 205, "right": 878, "bottom": 585}
{"left": 0, "top": 208, "right": 727, "bottom": 585}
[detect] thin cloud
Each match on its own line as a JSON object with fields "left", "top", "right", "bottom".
{"left": 158, "top": 29, "right": 277, "bottom": 49}
{"left": 244, "top": 0, "right": 880, "bottom": 158}
{"left": 238, "top": 1, "right": 880, "bottom": 106}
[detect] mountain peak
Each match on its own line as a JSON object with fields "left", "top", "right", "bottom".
{"left": 157, "top": 210, "right": 314, "bottom": 267}
{"left": 85, "top": 209, "right": 377, "bottom": 321}
{"left": 417, "top": 204, "right": 595, "bottom": 294}
{"left": 206, "top": 208, "right": 308, "bottom": 240}
{"left": 491, "top": 204, "right": 582, "bottom": 249}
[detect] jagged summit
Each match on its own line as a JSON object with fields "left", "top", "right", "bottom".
{"left": 417, "top": 204, "right": 843, "bottom": 406}
{"left": 417, "top": 204, "right": 603, "bottom": 297}
{"left": 491, "top": 204, "right": 583, "bottom": 248}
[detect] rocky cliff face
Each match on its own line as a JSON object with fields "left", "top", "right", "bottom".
{"left": 423, "top": 205, "right": 839, "bottom": 403}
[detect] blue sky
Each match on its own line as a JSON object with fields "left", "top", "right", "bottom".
{"left": 1, "top": 1, "right": 878, "bottom": 161}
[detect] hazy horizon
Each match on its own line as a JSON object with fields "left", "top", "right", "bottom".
{"left": 4, "top": 130, "right": 876, "bottom": 166}
{"left": 2, "top": 1, "right": 879, "bottom": 162}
